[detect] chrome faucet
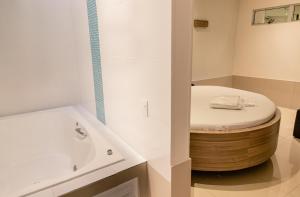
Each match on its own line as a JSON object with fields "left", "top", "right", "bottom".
{"left": 75, "top": 122, "right": 88, "bottom": 139}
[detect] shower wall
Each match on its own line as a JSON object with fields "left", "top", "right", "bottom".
{"left": 0, "top": 0, "right": 79, "bottom": 116}
{"left": 0, "top": 0, "right": 98, "bottom": 117}
{"left": 70, "top": 0, "right": 98, "bottom": 116}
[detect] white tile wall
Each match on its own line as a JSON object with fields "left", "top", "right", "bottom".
{"left": 0, "top": 0, "right": 99, "bottom": 118}
{"left": 98, "top": 0, "right": 172, "bottom": 180}
{"left": 0, "top": 0, "right": 80, "bottom": 116}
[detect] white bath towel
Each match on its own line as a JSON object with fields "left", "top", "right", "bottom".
{"left": 210, "top": 96, "right": 244, "bottom": 110}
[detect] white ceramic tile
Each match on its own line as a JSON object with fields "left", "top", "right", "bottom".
{"left": 0, "top": 0, "right": 81, "bottom": 116}
{"left": 97, "top": 0, "right": 173, "bottom": 181}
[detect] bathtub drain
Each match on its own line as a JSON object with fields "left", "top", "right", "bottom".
{"left": 107, "top": 149, "right": 113, "bottom": 155}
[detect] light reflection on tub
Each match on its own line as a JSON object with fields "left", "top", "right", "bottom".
{"left": 0, "top": 107, "right": 124, "bottom": 197}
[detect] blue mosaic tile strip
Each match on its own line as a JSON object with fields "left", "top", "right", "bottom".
{"left": 87, "top": 0, "right": 106, "bottom": 123}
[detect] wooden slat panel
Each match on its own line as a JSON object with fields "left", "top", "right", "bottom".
{"left": 190, "top": 109, "right": 281, "bottom": 171}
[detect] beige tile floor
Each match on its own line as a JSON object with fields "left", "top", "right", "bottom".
{"left": 191, "top": 107, "right": 300, "bottom": 197}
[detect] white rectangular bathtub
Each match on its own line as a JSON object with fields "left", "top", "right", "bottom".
{"left": 0, "top": 107, "right": 125, "bottom": 197}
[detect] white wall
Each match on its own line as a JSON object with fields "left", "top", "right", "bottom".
{"left": 98, "top": 0, "right": 193, "bottom": 196}
{"left": 192, "top": 0, "right": 239, "bottom": 81}
{"left": 171, "top": 0, "right": 193, "bottom": 196}
{"left": 0, "top": 0, "right": 192, "bottom": 195}
{"left": 233, "top": 0, "right": 300, "bottom": 82}
{"left": 98, "top": 0, "right": 193, "bottom": 195}
{"left": 171, "top": 0, "right": 193, "bottom": 166}
{"left": 70, "top": 0, "right": 97, "bottom": 116}
{"left": 98, "top": 0, "right": 172, "bottom": 180}
{"left": 0, "top": 0, "right": 80, "bottom": 116}
{"left": 0, "top": 0, "right": 98, "bottom": 117}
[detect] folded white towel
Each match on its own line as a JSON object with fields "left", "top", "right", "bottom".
{"left": 244, "top": 102, "right": 256, "bottom": 107}
{"left": 210, "top": 96, "right": 244, "bottom": 110}
{"left": 243, "top": 98, "right": 256, "bottom": 107}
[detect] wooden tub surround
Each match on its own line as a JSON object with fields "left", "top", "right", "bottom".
{"left": 190, "top": 109, "right": 281, "bottom": 171}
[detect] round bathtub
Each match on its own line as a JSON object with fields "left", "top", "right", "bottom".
{"left": 190, "top": 86, "right": 281, "bottom": 171}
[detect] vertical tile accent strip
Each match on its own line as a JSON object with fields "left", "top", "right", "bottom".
{"left": 86, "top": 0, "right": 106, "bottom": 123}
